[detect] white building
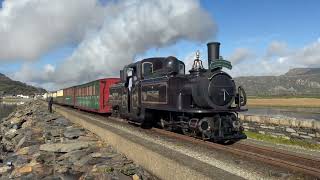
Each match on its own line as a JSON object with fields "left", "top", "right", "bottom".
{"left": 17, "top": 94, "right": 29, "bottom": 99}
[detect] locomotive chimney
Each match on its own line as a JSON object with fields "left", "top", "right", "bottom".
{"left": 207, "top": 42, "right": 220, "bottom": 69}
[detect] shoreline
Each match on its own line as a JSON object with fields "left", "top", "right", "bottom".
{"left": 0, "top": 100, "right": 156, "bottom": 179}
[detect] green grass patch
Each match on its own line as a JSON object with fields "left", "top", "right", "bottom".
{"left": 245, "top": 131, "right": 320, "bottom": 151}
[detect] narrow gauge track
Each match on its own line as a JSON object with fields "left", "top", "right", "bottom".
{"left": 58, "top": 105, "right": 320, "bottom": 178}
{"left": 150, "top": 128, "right": 320, "bottom": 178}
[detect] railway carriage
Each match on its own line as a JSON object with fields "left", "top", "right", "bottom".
{"left": 55, "top": 90, "right": 64, "bottom": 105}
{"left": 74, "top": 78, "right": 120, "bottom": 113}
{"left": 62, "top": 87, "right": 75, "bottom": 106}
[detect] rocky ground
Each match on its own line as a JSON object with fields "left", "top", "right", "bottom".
{"left": 0, "top": 101, "right": 157, "bottom": 180}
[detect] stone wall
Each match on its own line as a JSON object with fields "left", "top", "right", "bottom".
{"left": 239, "top": 114, "right": 320, "bottom": 144}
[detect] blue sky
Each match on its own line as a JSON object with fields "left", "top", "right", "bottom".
{"left": 0, "top": 0, "right": 319, "bottom": 89}
{"left": 144, "top": 0, "right": 320, "bottom": 59}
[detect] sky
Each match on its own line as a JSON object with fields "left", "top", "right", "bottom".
{"left": 0, "top": 0, "right": 319, "bottom": 90}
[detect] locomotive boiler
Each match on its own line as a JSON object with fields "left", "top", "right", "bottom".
{"left": 109, "top": 42, "right": 247, "bottom": 143}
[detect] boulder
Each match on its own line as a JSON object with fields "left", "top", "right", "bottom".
{"left": 132, "top": 174, "right": 140, "bottom": 180}
{"left": 0, "top": 166, "right": 11, "bottom": 174}
{"left": 285, "top": 128, "right": 296, "bottom": 133}
{"left": 2, "top": 137, "right": 15, "bottom": 152}
{"left": 40, "top": 142, "right": 93, "bottom": 153}
{"left": 10, "top": 117, "right": 27, "bottom": 128}
{"left": 57, "top": 149, "right": 89, "bottom": 162}
{"left": 63, "top": 128, "right": 85, "bottom": 139}
{"left": 74, "top": 156, "right": 93, "bottom": 167}
{"left": 5, "top": 129, "right": 18, "bottom": 139}
{"left": 53, "top": 118, "right": 70, "bottom": 126}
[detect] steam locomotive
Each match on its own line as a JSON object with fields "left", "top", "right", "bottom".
{"left": 109, "top": 42, "right": 248, "bottom": 143}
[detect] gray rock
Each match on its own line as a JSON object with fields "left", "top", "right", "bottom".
{"left": 40, "top": 142, "right": 93, "bottom": 153}
{"left": 10, "top": 117, "right": 27, "bottom": 128}
{"left": 14, "top": 156, "right": 30, "bottom": 166}
{"left": 63, "top": 128, "right": 85, "bottom": 139}
{"left": 2, "top": 138, "right": 15, "bottom": 152}
{"left": 285, "top": 127, "right": 296, "bottom": 133}
{"left": 300, "top": 135, "right": 312, "bottom": 139}
{"left": 74, "top": 156, "right": 93, "bottom": 167}
{"left": 260, "top": 125, "right": 275, "bottom": 130}
{"left": 57, "top": 149, "right": 89, "bottom": 163}
{"left": 53, "top": 118, "right": 70, "bottom": 126}
{"left": 290, "top": 133, "right": 300, "bottom": 137}
{"left": 308, "top": 133, "right": 316, "bottom": 137}
{"left": 0, "top": 166, "right": 12, "bottom": 174}
{"left": 15, "top": 136, "right": 26, "bottom": 151}
{"left": 297, "top": 131, "right": 308, "bottom": 135}
{"left": 5, "top": 129, "right": 18, "bottom": 139}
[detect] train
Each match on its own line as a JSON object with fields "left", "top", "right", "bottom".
{"left": 47, "top": 42, "right": 247, "bottom": 143}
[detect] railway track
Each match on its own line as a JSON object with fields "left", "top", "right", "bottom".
{"left": 151, "top": 128, "right": 320, "bottom": 178}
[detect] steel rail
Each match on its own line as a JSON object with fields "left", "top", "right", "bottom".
{"left": 151, "top": 128, "right": 320, "bottom": 178}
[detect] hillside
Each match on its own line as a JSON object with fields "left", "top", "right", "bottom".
{"left": 234, "top": 68, "right": 320, "bottom": 97}
{"left": 0, "top": 73, "right": 46, "bottom": 96}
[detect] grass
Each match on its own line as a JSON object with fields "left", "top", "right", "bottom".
{"left": 245, "top": 131, "right": 320, "bottom": 151}
{"left": 247, "top": 98, "right": 320, "bottom": 108}
{"left": 248, "top": 95, "right": 320, "bottom": 99}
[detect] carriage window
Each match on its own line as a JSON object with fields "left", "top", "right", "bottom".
{"left": 179, "top": 63, "right": 185, "bottom": 74}
{"left": 142, "top": 62, "right": 153, "bottom": 76}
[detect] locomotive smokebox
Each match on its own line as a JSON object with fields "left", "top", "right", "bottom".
{"left": 207, "top": 42, "right": 220, "bottom": 69}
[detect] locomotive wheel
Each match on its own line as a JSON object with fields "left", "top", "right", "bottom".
{"left": 181, "top": 127, "right": 192, "bottom": 136}
{"left": 159, "top": 118, "right": 172, "bottom": 131}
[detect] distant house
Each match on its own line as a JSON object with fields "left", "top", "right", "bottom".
{"left": 17, "top": 94, "right": 29, "bottom": 99}
{"left": 42, "top": 93, "right": 48, "bottom": 99}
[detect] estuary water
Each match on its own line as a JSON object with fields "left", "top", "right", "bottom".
{"left": 0, "top": 101, "right": 17, "bottom": 120}
{"left": 242, "top": 107, "right": 320, "bottom": 121}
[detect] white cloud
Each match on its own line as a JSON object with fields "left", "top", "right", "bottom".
{"left": 266, "top": 40, "right": 288, "bottom": 57}
{"left": 228, "top": 48, "right": 253, "bottom": 65}
{"left": 9, "top": 0, "right": 216, "bottom": 90}
{"left": 0, "top": 0, "right": 106, "bottom": 61}
{"left": 287, "top": 39, "right": 320, "bottom": 66}
{"left": 230, "top": 38, "right": 320, "bottom": 77}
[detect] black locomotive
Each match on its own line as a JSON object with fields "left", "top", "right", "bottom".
{"left": 109, "top": 42, "right": 247, "bottom": 143}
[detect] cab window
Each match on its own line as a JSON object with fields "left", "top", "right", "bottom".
{"left": 142, "top": 62, "right": 153, "bottom": 77}
{"left": 179, "top": 63, "right": 185, "bottom": 75}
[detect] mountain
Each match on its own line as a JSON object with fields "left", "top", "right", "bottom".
{"left": 0, "top": 73, "right": 46, "bottom": 96}
{"left": 234, "top": 68, "right": 320, "bottom": 97}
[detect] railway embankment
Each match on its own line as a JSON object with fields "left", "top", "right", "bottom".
{"left": 239, "top": 114, "right": 320, "bottom": 145}
{"left": 52, "top": 103, "right": 320, "bottom": 179}
{"left": 0, "top": 100, "right": 155, "bottom": 179}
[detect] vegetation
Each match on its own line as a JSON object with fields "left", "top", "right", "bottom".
{"left": 0, "top": 73, "right": 46, "bottom": 96}
{"left": 248, "top": 95, "right": 320, "bottom": 99}
{"left": 245, "top": 131, "right": 320, "bottom": 151}
{"left": 247, "top": 98, "right": 320, "bottom": 108}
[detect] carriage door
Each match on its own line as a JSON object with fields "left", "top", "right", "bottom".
{"left": 127, "top": 67, "right": 139, "bottom": 116}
